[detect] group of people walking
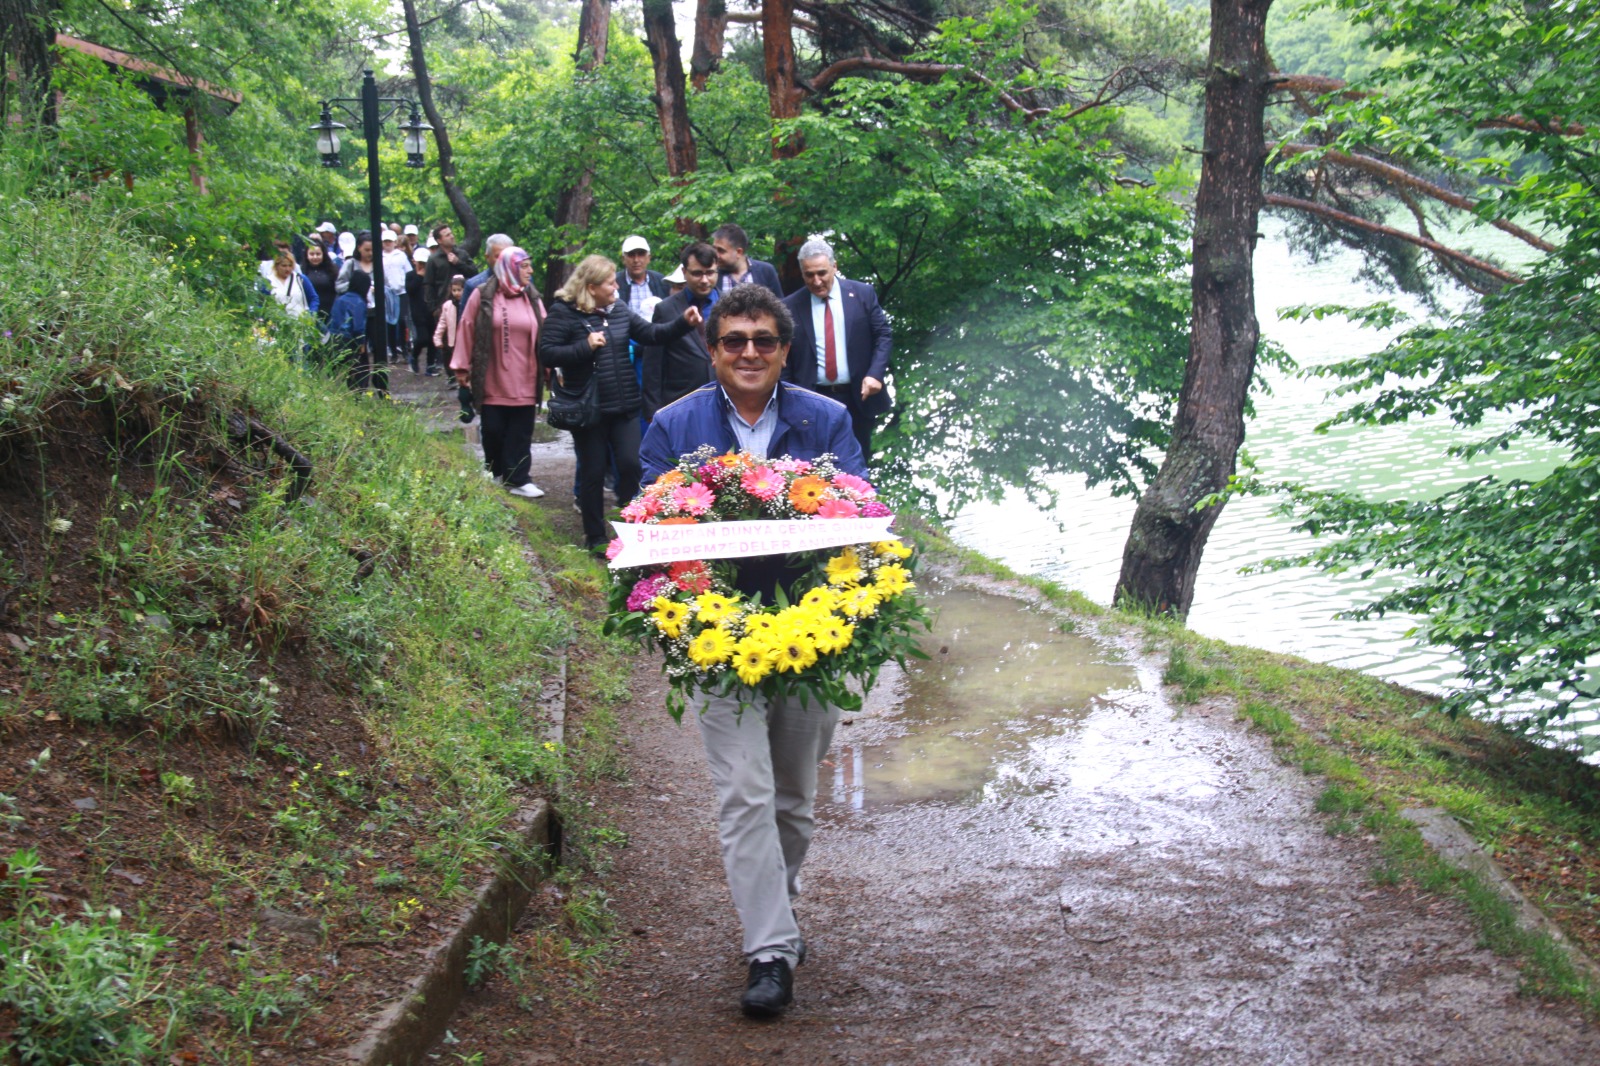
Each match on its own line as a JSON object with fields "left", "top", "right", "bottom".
{"left": 258, "top": 219, "right": 892, "bottom": 556}
{"left": 256, "top": 219, "right": 480, "bottom": 389}
{"left": 263, "top": 215, "right": 898, "bottom": 1021}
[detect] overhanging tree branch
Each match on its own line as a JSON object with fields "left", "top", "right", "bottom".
{"left": 1265, "top": 193, "right": 1524, "bottom": 285}
{"left": 1277, "top": 142, "right": 1558, "bottom": 253}
{"left": 401, "top": 0, "right": 482, "bottom": 257}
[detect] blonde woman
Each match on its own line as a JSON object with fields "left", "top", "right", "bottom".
{"left": 538, "top": 254, "right": 702, "bottom": 552}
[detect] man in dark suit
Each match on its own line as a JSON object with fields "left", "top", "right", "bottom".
{"left": 712, "top": 222, "right": 785, "bottom": 298}
{"left": 640, "top": 241, "right": 720, "bottom": 421}
{"left": 616, "top": 235, "right": 671, "bottom": 315}
{"left": 781, "top": 238, "right": 892, "bottom": 463}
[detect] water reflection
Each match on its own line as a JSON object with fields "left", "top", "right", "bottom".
{"left": 826, "top": 585, "right": 1137, "bottom": 809}
{"left": 949, "top": 220, "right": 1569, "bottom": 706}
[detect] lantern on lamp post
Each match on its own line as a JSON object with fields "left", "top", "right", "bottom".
{"left": 310, "top": 70, "right": 433, "bottom": 394}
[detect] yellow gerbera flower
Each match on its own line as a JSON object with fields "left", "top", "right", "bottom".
{"left": 694, "top": 592, "right": 739, "bottom": 624}
{"left": 873, "top": 539, "right": 912, "bottom": 560}
{"left": 814, "top": 616, "right": 855, "bottom": 655}
{"left": 772, "top": 633, "right": 820, "bottom": 673}
{"left": 688, "top": 625, "right": 737, "bottom": 668}
{"left": 733, "top": 636, "right": 777, "bottom": 685}
{"left": 651, "top": 597, "right": 690, "bottom": 638}
{"left": 873, "top": 564, "right": 912, "bottom": 597}
{"left": 838, "top": 584, "right": 882, "bottom": 619}
{"left": 824, "top": 548, "right": 865, "bottom": 586}
{"left": 743, "top": 613, "right": 782, "bottom": 644}
{"left": 799, "top": 586, "right": 838, "bottom": 612}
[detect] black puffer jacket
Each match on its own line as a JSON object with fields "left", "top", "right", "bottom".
{"left": 538, "top": 298, "right": 694, "bottom": 416}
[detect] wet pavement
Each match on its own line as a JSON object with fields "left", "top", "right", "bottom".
{"left": 420, "top": 418, "right": 1600, "bottom": 1063}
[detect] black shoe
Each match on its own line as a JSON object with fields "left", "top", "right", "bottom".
{"left": 797, "top": 935, "right": 807, "bottom": 967}
{"left": 740, "top": 958, "right": 793, "bottom": 1018}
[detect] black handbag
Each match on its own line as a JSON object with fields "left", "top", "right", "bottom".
{"left": 546, "top": 372, "right": 599, "bottom": 430}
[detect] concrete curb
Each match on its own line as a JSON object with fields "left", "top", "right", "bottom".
{"left": 1399, "top": 806, "right": 1600, "bottom": 984}
{"left": 343, "top": 657, "right": 569, "bottom": 1066}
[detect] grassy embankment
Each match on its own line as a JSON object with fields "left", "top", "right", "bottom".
{"left": 915, "top": 526, "right": 1600, "bottom": 1013}
{"left": 0, "top": 191, "right": 628, "bottom": 1062}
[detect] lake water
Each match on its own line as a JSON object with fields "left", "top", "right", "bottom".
{"left": 945, "top": 219, "right": 1594, "bottom": 748}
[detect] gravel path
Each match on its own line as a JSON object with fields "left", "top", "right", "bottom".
{"left": 400, "top": 390, "right": 1600, "bottom": 1065}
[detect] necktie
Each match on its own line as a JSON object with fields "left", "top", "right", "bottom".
{"left": 823, "top": 298, "right": 838, "bottom": 382}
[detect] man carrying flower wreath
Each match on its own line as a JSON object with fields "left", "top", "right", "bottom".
{"left": 639, "top": 283, "right": 864, "bottom": 1018}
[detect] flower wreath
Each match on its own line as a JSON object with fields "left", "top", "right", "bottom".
{"left": 604, "top": 446, "right": 930, "bottom": 720}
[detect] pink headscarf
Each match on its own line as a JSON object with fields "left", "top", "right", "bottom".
{"left": 494, "top": 246, "right": 532, "bottom": 296}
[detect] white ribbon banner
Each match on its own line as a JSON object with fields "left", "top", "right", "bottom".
{"left": 608, "top": 517, "right": 898, "bottom": 569}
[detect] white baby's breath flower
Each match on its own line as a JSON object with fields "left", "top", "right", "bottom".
{"left": 49, "top": 518, "right": 72, "bottom": 534}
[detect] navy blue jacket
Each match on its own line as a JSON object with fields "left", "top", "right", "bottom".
{"left": 782, "top": 278, "right": 893, "bottom": 417}
{"left": 721, "top": 258, "right": 785, "bottom": 298}
{"left": 327, "top": 292, "right": 367, "bottom": 340}
{"left": 640, "top": 381, "right": 866, "bottom": 483}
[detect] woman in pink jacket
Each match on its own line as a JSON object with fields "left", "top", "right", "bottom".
{"left": 432, "top": 274, "right": 465, "bottom": 352}
{"left": 451, "top": 247, "right": 546, "bottom": 499}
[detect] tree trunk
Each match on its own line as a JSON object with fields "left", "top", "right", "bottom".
{"left": 401, "top": 0, "right": 483, "bottom": 258}
{"left": 0, "top": 0, "right": 58, "bottom": 127}
{"left": 690, "top": 0, "right": 727, "bottom": 91}
{"left": 762, "top": 0, "right": 805, "bottom": 290}
{"left": 1114, "top": 0, "right": 1273, "bottom": 617}
{"left": 546, "top": 0, "right": 611, "bottom": 295}
{"left": 643, "top": 0, "right": 704, "bottom": 238}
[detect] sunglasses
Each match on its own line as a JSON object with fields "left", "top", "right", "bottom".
{"left": 716, "top": 333, "right": 782, "bottom": 355}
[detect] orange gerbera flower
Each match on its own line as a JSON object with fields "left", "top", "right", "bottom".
{"left": 717, "top": 452, "right": 743, "bottom": 467}
{"left": 788, "top": 475, "right": 829, "bottom": 514}
{"left": 657, "top": 516, "right": 699, "bottom": 525}
{"left": 654, "top": 470, "right": 688, "bottom": 488}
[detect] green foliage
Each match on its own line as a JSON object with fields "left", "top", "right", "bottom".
{"left": 1268, "top": 0, "right": 1600, "bottom": 722}
{"left": 651, "top": 7, "right": 1193, "bottom": 511}
{"left": 0, "top": 851, "right": 174, "bottom": 1065}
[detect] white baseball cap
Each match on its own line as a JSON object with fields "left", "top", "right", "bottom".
{"left": 664, "top": 265, "right": 685, "bottom": 283}
{"left": 380, "top": 230, "right": 397, "bottom": 242}
{"left": 621, "top": 235, "right": 650, "bottom": 254}
{"left": 426, "top": 236, "right": 438, "bottom": 248}
{"left": 403, "top": 224, "right": 418, "bottom": 236}
{"left": 413, "top": 248, "right": 430, "bottom": 263}
{"left": 317, "top": 221, "right": 336, "bottom": 233}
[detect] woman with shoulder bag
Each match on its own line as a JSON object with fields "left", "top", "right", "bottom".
{"left": 451, "top": 246, "right": 548, "bottom": 499}
{"left": 539, "top": 254, "right": 701, "bottom": 553}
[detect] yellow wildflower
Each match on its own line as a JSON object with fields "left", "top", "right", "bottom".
{"left": 688, "top": 626, "right": 737, "bottom": 668}
{"left": 694, "top": 592, "right": 739, "bottom": 624}
{"left": 651, "top": 597, "right": 690, "bottom": 638}
{"left": 733, "top": 636, "right": 777, "bottom": 685}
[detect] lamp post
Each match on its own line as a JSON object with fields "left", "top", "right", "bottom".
{"left": 308, "top": 69, "right": 431, "bottom": 391}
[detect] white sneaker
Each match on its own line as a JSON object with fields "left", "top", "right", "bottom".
{"left": 508, "top": 483, "right": 546, "bottom": 499}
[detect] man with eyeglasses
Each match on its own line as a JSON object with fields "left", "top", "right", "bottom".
{"left": 782, "top": 237, "right": 893, "bottom": 465}
{"left": 639, "top": 284, "right": 864, "bottom": 1020}
{"left": 639, "top": 242, "right": 720, "bottom": 421}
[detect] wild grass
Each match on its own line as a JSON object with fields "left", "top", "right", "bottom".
{"left": 0, "top": 162, "right": 599, "bottom": 1052}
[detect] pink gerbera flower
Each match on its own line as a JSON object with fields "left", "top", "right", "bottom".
{"left": 620, "top": 495, "right": 661, "bottom": 522}
{"left": 605, "top": 538, "right": 625, "bottom": 560}
{"left": 674, "top": 482, "right": 716, "bottom": 515}
{"left": 861, "top": 500, "right": 891, "bottom": 518}
{"left": 741, "top": 466, "right": 784, "bottom": 500}
{"left": 831, "top": 472, "right": 875, "bottom": 497}
{"left": 817, "top": 498, "right": 860, "bottom": 519}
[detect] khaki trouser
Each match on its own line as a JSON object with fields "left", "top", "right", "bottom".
{"left": 694, "top": 690, "right": 840, "bottom": 965}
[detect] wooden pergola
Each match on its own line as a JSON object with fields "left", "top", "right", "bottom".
{"left": 53, "top": 34, "right": 243, "bottom": 192}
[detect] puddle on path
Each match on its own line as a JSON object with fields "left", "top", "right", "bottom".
{"left": 825, "top": 583, "right": 1138, "bottom": 809}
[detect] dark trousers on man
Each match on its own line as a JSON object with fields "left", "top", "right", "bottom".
{"left": 571, "top": 412, "right": 641, "bottom": 548}
{"left": 811, "top": 384, "right": 874, "bottom": 466}
{"left": 480, "top": 404, "right": 537, "bottom": 488}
